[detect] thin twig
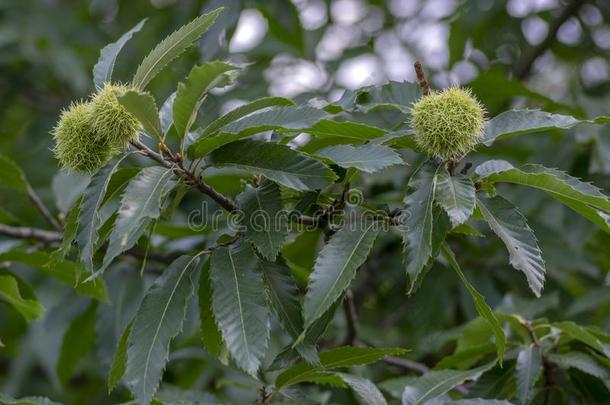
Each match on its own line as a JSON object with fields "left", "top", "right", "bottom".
{"left": 0, "top": 224, "right": 62, "bottom": 243}
{"left": 513, "top": 0, "right": 587, "bottom": 79}
{"left": 27, "top": 186, "right": 61, "bottom": 231}
{"left": 414, "top": 61, "right": 431, "bottom": 96}
{"left": 131, "top": 140, "right": 238, "bottom": 213}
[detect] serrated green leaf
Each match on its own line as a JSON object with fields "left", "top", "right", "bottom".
{"left": 0, "top": 251, "right": 107, "bottom": 300}
{"left": 108, "top": 320, "right": 132, "bottom": 393}
{"left": 208, "top": 139, "right": 337, "bottom": 191}
{"left": 57, "top": 302, "right": 97, "bottom": 384}
{"left": 0, "top": 154, "right": 28, "bottom": 193}
{"left": 0, "top": 275, "right": 44, "bottom": 321}
{"left": 236, "top": 181, "right": 288, "bottom": 260}
{"left": 303, "top": 217, "right": 379, "bottom": 328}
{"left": 260, "top": 259, "right": 303, "bottom": 339}
{"left": 441, "top": 244, "right": 505, "bottom": 363}
{"left": 305, "top": 120, "right": 387, "bottom": 141}
{"left": 173, "top": 62, "right": 238, "bottom": 139}
{"left": 132, "top": 9, "right": 223, "bottom": 89}
{"left": 477, "top": 162, "right": 610, "bottom": 232}
{"left": 118, "top": 90, "right": 163, "bottom": 140}
{"left": 188, "top": 105, "right": 328, "bottom": 157}
{"left": 336, "top": 372, "right": 388, "bottom": 405}
{"left": 478, "top": 196, "right": 545, "bottom": 297}
{"left": 338, "top": 80, "right": 422, "bottom": 114}
{"left": 435, "top": 169, "right": 476, "bottom": 228}
{"left": 554, "top": 321, "right": 610, "bottom": 357}
{"left": 77, "top": 156, "right": 131, "bottom": 271}
{"left": 93, "top": 19, "right": 146, "bottom": 88}
{"left": 316, "top": 144, "right": 404, "bottom": 173}
{"left": 548, "top": 351, "right": 610, "bottom": 382}
{"left": 198, "top": 260, "right": 223, "bottom": 358}
{"left": 401, "top": 362, "right": 496, "bottom": 405}
{"left": 276, "top": 346, "right": 406, "bottom": 389}
{"left": 402, "top": 161, "right": 441, "bottom": 294}
{"left": 482, "top": 109, "right": 610, "bottom": 146}
{"left": 210, "top": 242, "right": 269, "bottom": 375}
{"left": 99, "top": 166, "right": 176, "bottom": 276}
{"left": 515, "top": 345, "right": 542, "bottom": 405}
{"left": 125, "top": 255, "right": 200, "bottom": 405}
{"left": 201, "top": 96, "right": 295, "bottom": 137}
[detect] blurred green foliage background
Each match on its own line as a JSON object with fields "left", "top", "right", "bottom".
{"left": 1, "top": 0, "right": 609, "bottom": 403}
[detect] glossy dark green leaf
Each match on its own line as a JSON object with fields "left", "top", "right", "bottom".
{"left": 316, "top": 144, "right": 404, "bottom": 173}
{"left": 100, "top": 166, "right": 176, "bottom": 275}
{"left": 478, "top": 196, "right": 545, "bottom": 297}
{"left": 260, "top": 259, "right": 303, "bottom": 339}
{"left": 482, "top": 109, "right": 610, "bottom": 146}
{"left": 198, "top": 260, "right": 223, "bottom": 358}
{"left": 435, "top": 169, "right": 476, "bottom": 228}
{"left": 236, "top": 181, "right": 288, "bottom": 260}
{"left": 125, "top": 255, "right": 200, "bottom": 405}
{"left": 303, "top": 218, "right": 379, "bottom": 328}
{"left": 77, "top": 156, "right": 132, "bottom": 271}
{"left": 189, "top": 105, "right": 328, "bottom": 157}
{"left": 477, "top": 162, "right": 610, "bottom": 232}
{"left": 208, "top": 139, "right": 337, "bottom": 191}
{"left": 402, "top": 161, "right": 441, "bottom": 294}
{"left": 210, "top": 242, "right": 269, "bottom": 375}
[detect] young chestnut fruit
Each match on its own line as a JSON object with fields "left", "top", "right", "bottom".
{"left": 52, "top": 102, "right": 119, "bottom": 174}
{"left": 89, "top": 83, "right": 141, "bottom": 149}
{"left": 52, "top": 83, "right": 140, "bottom": 174}
{"left": 410, "top": 86, "right": 486, "bottom": 161}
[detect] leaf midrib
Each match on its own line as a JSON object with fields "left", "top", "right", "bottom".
{"left": 227, "top": 247, "right": 252, "bottom": 371}
{"left": 306, "top": 222, "right": 375, "bottom": 327}
{"left": 140, "top": 255, "right": 197, "bottom": 396}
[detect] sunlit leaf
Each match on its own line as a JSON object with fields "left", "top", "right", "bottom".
{"left": 132, "top": 9, "right": 223, "bottom": 89}
{"left": 478, "top": 196, "right": 545, "bottom": 297}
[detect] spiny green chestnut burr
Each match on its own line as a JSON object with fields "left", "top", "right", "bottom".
{"left": 89, "top": 83, "right": 141, "bottom": 148}
{"left": 410, "top": 86, "right": 486, "bottom": 160}
{"left": 52, "top": 102, "right": 118, "bottom": 174}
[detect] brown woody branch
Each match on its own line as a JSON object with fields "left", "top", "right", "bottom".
{"left": 27, "top": 186, "right": 62, "bottom": 231}
{"left": 0, "top": 224, "right": 62, "bottom": 243}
